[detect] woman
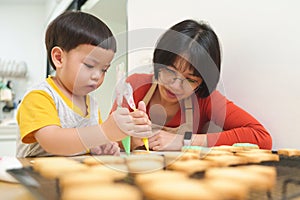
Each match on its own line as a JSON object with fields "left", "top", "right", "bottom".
{"left": 111, "top": 19, "right": 272, "bottom": 151}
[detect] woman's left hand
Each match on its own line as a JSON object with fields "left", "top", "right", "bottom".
{"left": 148, "top": 130, "right": 184, "bottom": 151}
{"left": 90, "top": 142, "right": 120, "bottom": 156}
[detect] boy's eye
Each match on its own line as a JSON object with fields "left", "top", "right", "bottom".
{"left": 101, "top": 68, "right": 108, "bottom": 73}
{"left": 84, "top": 63, "right": 94, "bottom": 68}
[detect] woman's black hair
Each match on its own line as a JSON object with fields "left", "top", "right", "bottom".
{"left": 153, "top": 19, "right": 221, "bottom": 98}
{"left": 45, "top": 11, "right": 116, "bottom": 70}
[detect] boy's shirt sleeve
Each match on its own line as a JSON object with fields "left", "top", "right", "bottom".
{"left": 17, "top": 90, "right": 61, "bottom": 144}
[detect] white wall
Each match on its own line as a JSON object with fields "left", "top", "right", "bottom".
{"left": 0, "top": 1, "right": 47, "bottom": 102}
{"left": 0, "top": 0, "right": 70, "bottom": 122}
{"left": 0, "top": 1, "right": 49, "bottom": 156}
{"left": 82, "top": 0, "right": 127, "bottom": 119}
{"left": 128, "top": 0, "right": 300, "bottom": 150}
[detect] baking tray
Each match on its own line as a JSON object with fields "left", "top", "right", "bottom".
{"left": 7, "top": 166, "right": 59, "bottom": 200}
{"left": 258, "top": 155, "right": 300, "bottom": 200}
{"left": 7, "top": 154, "right": 300, "bottom": 200}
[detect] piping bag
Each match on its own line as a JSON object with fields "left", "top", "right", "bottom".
{"left": 116, "top": 65, "right": 149, "bottom": 155}
{"left": 123, "top": 82, "right": 149, "bottom": 152}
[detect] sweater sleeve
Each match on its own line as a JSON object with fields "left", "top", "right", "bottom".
{"left": 202, "top": 91, "right": 272, "bottom": 149}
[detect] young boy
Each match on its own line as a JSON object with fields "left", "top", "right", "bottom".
{"left": 16, "top": 11, "right": 151, "bottom": 157}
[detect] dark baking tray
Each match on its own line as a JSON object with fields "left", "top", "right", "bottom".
{"left": 7, "top": 166, "right": 59, "bottom": 200}
{"left": 258, "top": 154, "right": 300, "bottom": 200}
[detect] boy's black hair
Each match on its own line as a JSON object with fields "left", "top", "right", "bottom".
{"left": 45, "top": 11, "right": 116, "bottom": 70}
{"left": 153, "top": 19, "right": 221, "bottom": 98}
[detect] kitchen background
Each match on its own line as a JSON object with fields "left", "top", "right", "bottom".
{"left": 0, "top": 0, "right": 299, "bottom": 156}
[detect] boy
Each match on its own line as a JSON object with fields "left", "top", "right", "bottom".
{"left": 16, "top": 11, "right": 151, "bottom": 157}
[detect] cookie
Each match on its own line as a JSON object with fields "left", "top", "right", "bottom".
{"left": 181, "top": 146, "right": 208, "bottom": 154}
{"left": 126, "top": 154, "right": 164, "bottom": 173}
{"left": 32, "top": 157, "right": 88, "bottom": 179}
{"left": 142, "top": 179, "right": 219, "bottom": 200}
{"left": 234, "top": 149, "right": 272, "bottom": 154}
{"left": 161, "top": 151, "right": 183, "bottom": 167}
{"left": 83, "top": 155, "right": 125, "bottom": 166}
{"left": 135, "top": 170, "right": 188, "bottom": 189}
{"left": 162, "top": 151, "right": 200, "bottom": 168}
{"left": 232, "top": 143, "right": 259, "bottom": 150}
{"left": 32, "top": 157, "right": 77, "bottom": 172}
{"left": 40, "top": 163, "right": 88, "bottom": 179}
{"left": 201, "top": 149, "right": 234, "bottom": 157}
{"left": 89, "top": 164, "right": 128, "bottom": 180}
{"left": 235, "top": 152, "right": 279, "bottom": 163}
{"left": 205, "top": 166, "right": 274, "bottom": 191}
{"left": 204, "top": 178, "right": 249, "bottom": 200}
{"left": 59, "top": 171, "right": 113, "bottom": 189}
{"left": 132, "top": 150, "right": 151, "bottom": 155}
{"left": 204, "top": 155, "right": 248, "bottom": 167}
{"left": 61, "top": 183, "right": 142, "bottom": 200}
{"left": 182, "top": 146, "right": 234, "bottom": 158}
{"left": 211, "top": 145, "right": 243, "bottom": 152}
{"left": 179, "top": 152, "right": 200, "bottom": 160}
{"left": 277, "top": 148, "right": 300, "bottom": 156}
{"left": 238, "top": 164, "right": 277, "bottom": 188}
{"left": 167, "top": 159, "right": 213, "bottom": 175}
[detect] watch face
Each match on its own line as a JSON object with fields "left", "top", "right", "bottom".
{"left": 184, "top": 131, "right": 192, "bottom": 140}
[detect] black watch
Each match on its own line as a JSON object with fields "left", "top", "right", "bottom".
{"left": 183, "top": 131, "right": 192, "bottom": 146}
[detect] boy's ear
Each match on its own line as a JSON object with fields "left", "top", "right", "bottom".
{"left": 51, "top": 46, "right": 64, "bottom": 69}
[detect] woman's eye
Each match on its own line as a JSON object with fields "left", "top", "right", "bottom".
{"left": 187, "top": 78, "right": 198, "bottom": 83}
{"left": 84, "top": 63, "right": 94, "bottom": 68}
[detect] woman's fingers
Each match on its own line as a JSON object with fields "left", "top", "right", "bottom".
{"left": 137, "top": 101, "right": 146, "bottom": 112}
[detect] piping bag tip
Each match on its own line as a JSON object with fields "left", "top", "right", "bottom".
{"left": 142, "top": 138, "right": 149, "bottom": 152}
{"left": 122, "top": 136, "right": 131, "bottom": 155}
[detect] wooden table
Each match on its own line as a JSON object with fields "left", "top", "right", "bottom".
{"left": 0, "top": 156, "right": 93, "bottom": 200}
{"left": 0, "top": 158, "right": 35, "bottom": 200}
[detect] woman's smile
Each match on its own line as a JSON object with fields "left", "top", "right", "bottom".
{"left": 163, "top": 86, "right": 184, "bottom": 100}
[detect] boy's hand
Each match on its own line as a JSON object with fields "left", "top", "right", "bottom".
{"left": 113, "top": 101, "right": 152, "bottom": 138}
{"left": 90, "top": 142, "right": 120, "bottom": 156}
{"left": 102, "top": 101, "right": 152, "bottom": 141}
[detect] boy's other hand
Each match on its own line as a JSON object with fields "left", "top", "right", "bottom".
{"left": 90, "top": 142, "right": 120, "bottom": 156}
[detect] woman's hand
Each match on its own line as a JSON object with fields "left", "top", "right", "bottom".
{"left": 148, "top": 130, "right": 184, "bottom": 151}
{"left": 90, "top": 142, "right": 120, "bottom": 156}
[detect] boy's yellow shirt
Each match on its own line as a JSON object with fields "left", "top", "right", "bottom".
{"left": 17, "top": 76, "right": 102, "bottom": 144}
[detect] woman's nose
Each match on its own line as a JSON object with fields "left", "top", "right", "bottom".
{"left": 170, "top": 78, "right": 183, "bottom": 89}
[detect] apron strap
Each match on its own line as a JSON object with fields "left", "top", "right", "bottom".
{"left": 142, "top": 81, "right": 157, "bottom": 105}
{"left": 184, "top": 96, "right": 193, "bottom": 133}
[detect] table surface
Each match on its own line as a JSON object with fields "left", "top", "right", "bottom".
{"left": 1, "top": 158, "right": 35, "bottom": 200}
{"left": 0, "top": 155, "right": 95, "bottom": 200}
{"left": 0, "top": 153, "right": 133, "bottom": 200}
